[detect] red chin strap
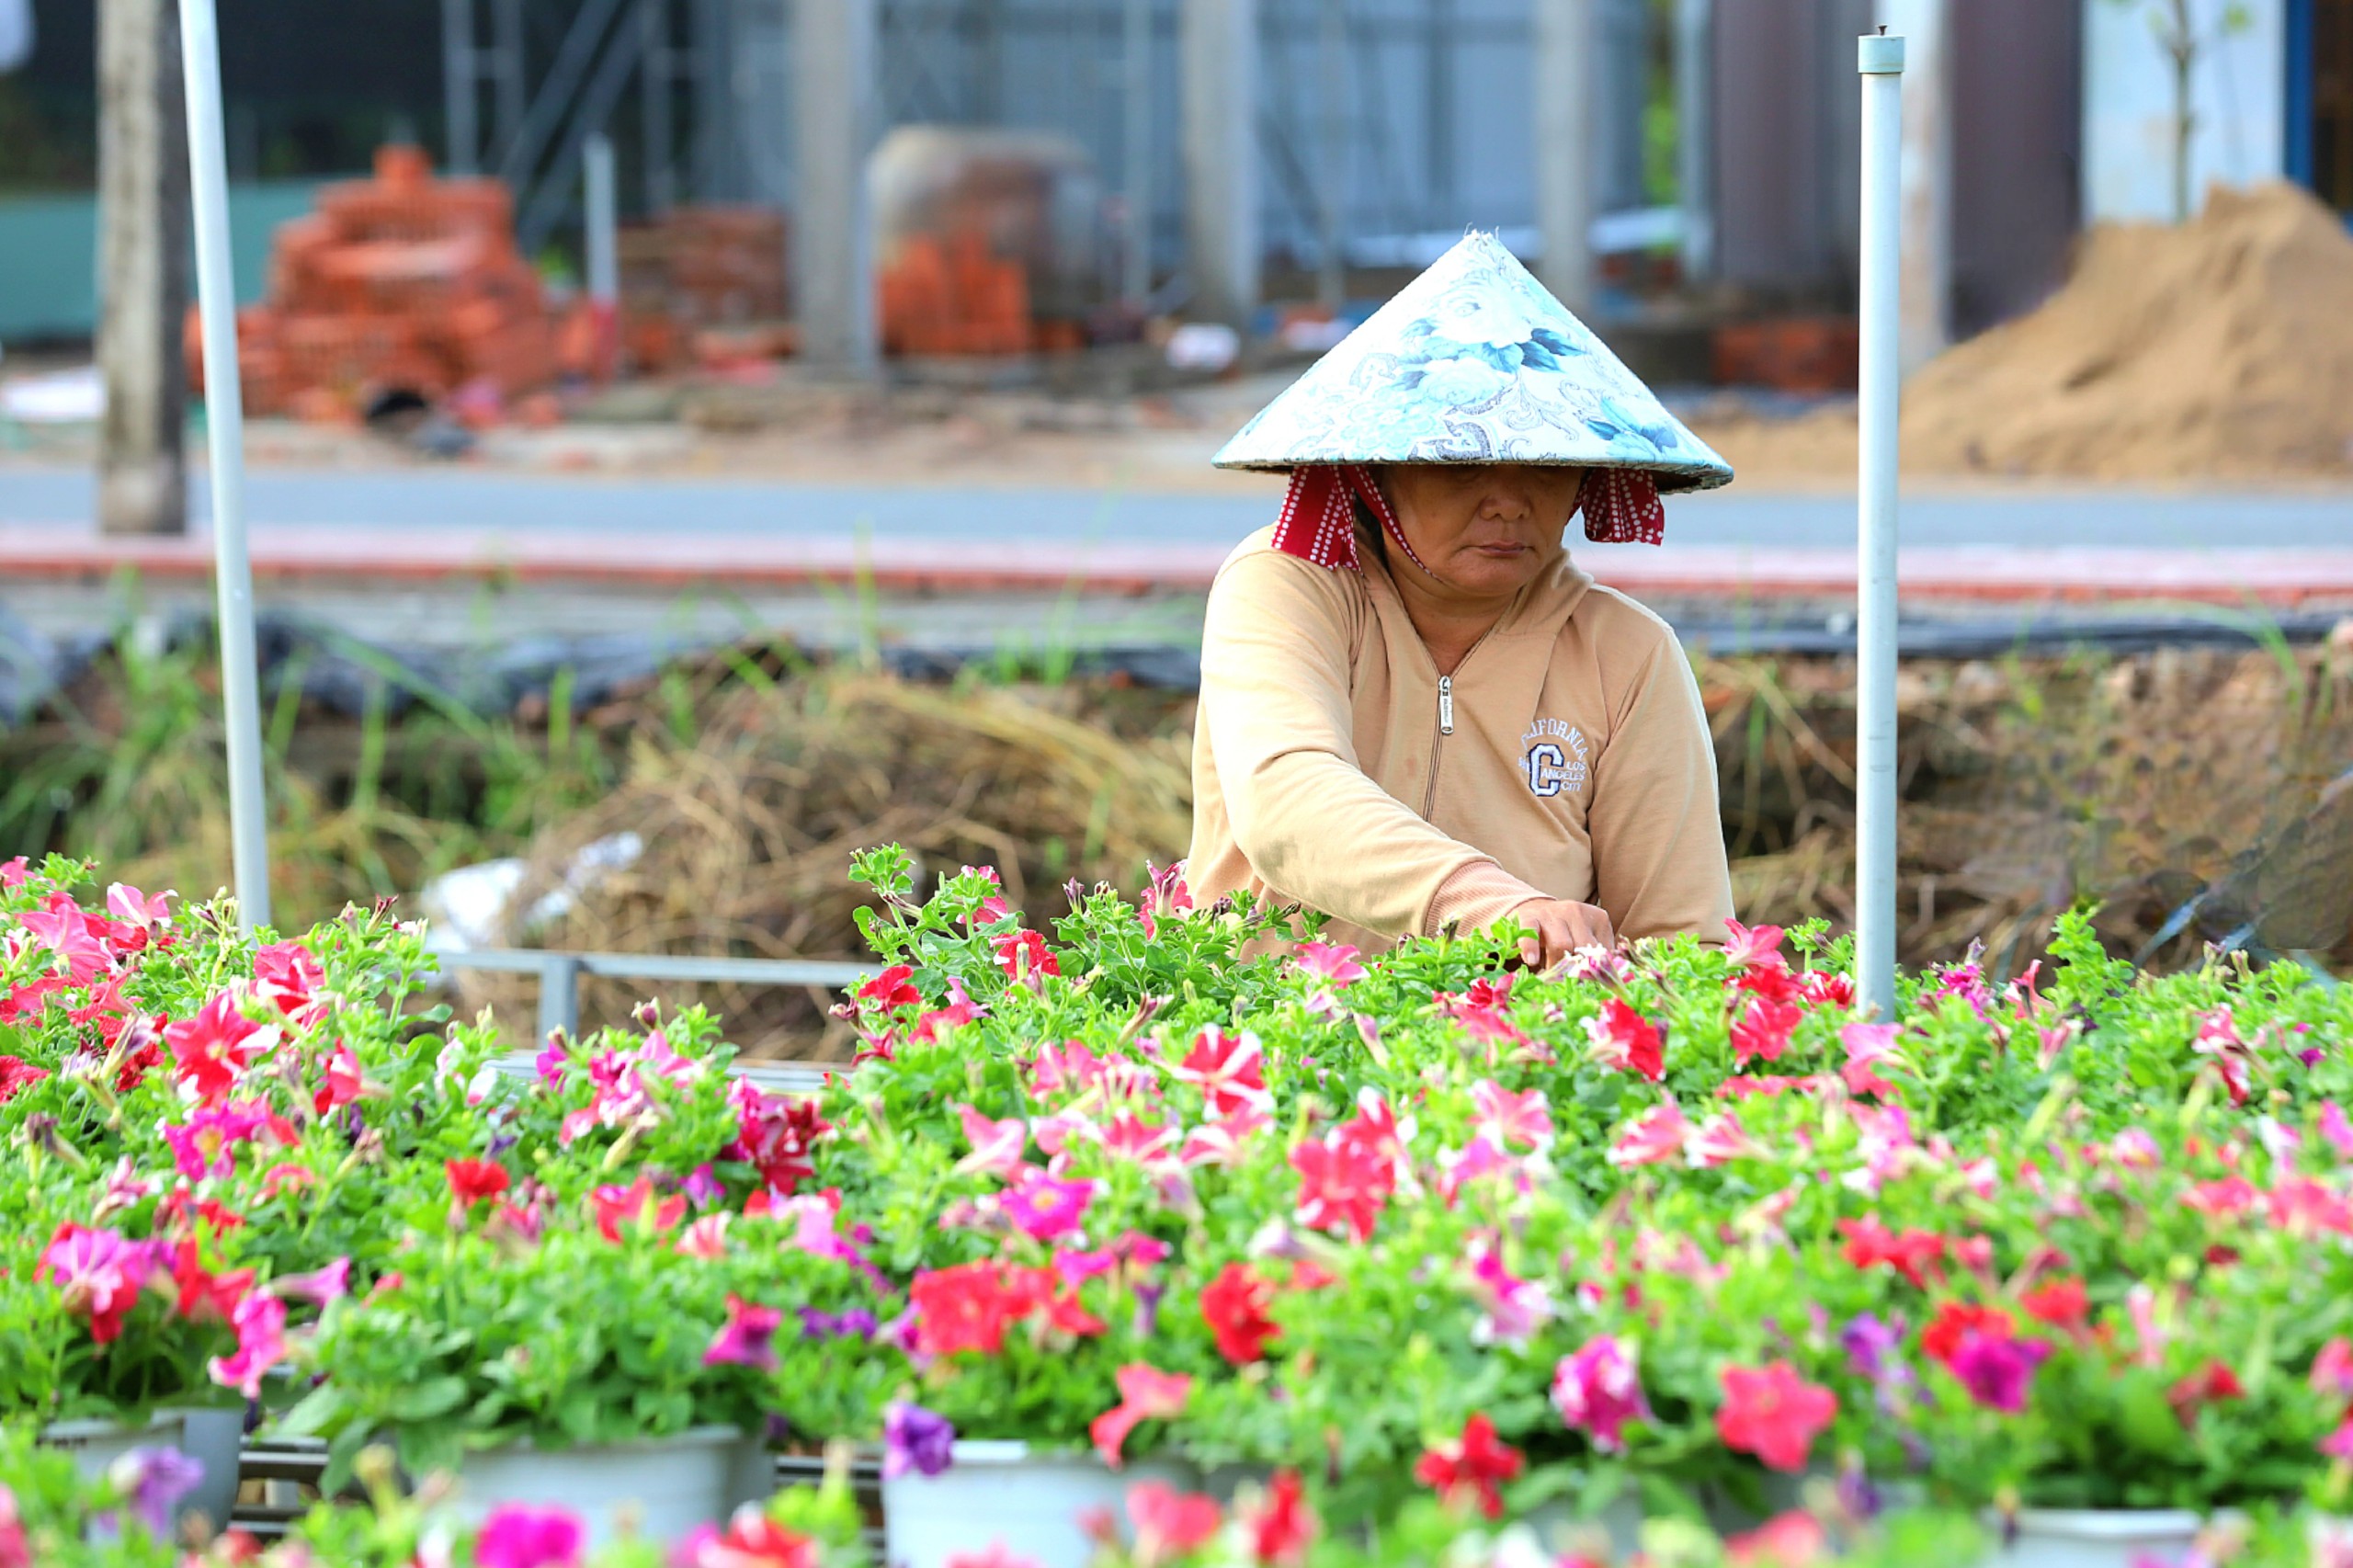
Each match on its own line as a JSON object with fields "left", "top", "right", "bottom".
{"left": 1270, "top": 464, "right": 1666, "bottom": 573}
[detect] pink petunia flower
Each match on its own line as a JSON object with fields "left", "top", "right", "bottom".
{"left": 268, "top": 1257, "right": 350, "bottom": 1307}
{"left": 1716, "top": 1361, "right": 1836, "bottom": 1472}
{"left": 1089, "top": 1364, "right": 1190, "bottom": 1467}
{"left": 1608, "top": 1101, "right": 1691, "bottom": 1168}
{"left": 1292, "top": 942, "right": 1367, "bottom": 986}
{"left": 953, "top": 1105, "right": 1029, "bottom": 1177}
{"left": 1166, "top": 1028, "right": 1270, "bottom": 1119}
{"left": 1839, "top": 1023, "right": 1902, "bottom": 1098}
{"left": 208, "top": 1292, "right": 289, "bottom": 1398}
{"left": 1470, "top": 1080, "right": 1553, "bottom": 1151}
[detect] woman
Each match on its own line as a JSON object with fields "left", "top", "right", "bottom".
{"left": 1188, "top": 233, "right": 1735, "bottom": 970}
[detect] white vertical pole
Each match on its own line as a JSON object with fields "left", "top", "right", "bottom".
{"left": 177, "top": 0, "right": 270, "bottom": 934}
{"left": 1178, "top": 0, "right": 1258, "bottom": 328}
{"left": 794, "top": 0, "right": 880, "bottom": 374}
{"left": 585, "top": 131, "right": 620, "bottom": 305}
{"left": 1855, "top": 30, "right": 1904, "bottom": 1020}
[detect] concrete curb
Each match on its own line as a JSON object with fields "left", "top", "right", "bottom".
{"left": 6, "top": 526, "right": 2353, "bottom": 606}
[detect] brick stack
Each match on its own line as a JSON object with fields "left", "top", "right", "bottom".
{"left": 878, "top": 231, "right": 1033, "bottom": 357}
{"left": 1712, "top": 317, "right": 1860, "bottom": 393}
{"left": 618, "top": 206, "right": 790, "bottom": 371}
{"left": 190, "top": 145, "right": 556, "bottom": 419}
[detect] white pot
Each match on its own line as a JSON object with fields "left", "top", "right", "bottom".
{"left": 1981, "top": 1508, "right": 2205, "bottom": 1568}
{"left": 449, "top": 1425, "right": 756, "bottom": 1548}
{"left": 177, "top": 1406, "right": 247, "bottom": 1535}
{"left": 881, "top": 1439, "right": 1198, "bottom": 1568}
{"left": 1522, "top": 1494, "right": 1648, "bottom": 1558}
{"left": 40, "top": 1410, "right": 191, "bottom": 1483}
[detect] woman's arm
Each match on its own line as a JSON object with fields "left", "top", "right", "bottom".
{"left": 1200, "top": 547, "right": 1528, "bottom": 938}
{"left": 1586, "top": 606, "right": 1737, "bottom": 943}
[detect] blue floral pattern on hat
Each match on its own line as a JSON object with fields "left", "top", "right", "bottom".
{"left": 1213, "top": 232, "right": 1733, "bottom": 493}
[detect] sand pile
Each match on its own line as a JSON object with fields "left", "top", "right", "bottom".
{"left": 1902, "top": 182, "right": 2353, "bottom": 480}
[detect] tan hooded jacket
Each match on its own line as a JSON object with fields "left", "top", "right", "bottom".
{"left": 1187, "top": 519, "right": 1733, "bottom": 950}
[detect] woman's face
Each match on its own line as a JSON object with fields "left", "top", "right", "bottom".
{"left": 1380, "top": 463, "right": 1585, "bottom": 599}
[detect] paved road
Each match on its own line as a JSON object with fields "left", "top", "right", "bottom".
{"left": 3, "top": 464, "right": 2350, "bottom": 551}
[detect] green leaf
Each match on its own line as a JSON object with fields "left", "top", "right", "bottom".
{"left": 387, "top": 1375, "right": 470, "bottom": 1422}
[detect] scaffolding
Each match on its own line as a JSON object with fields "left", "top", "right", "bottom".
{"left": 438, "top": 0, "right": 1676, "bottom": 299}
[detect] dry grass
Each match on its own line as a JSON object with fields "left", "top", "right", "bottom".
{"left": 468, "top": 672, "right": 1194, "bottom": 1053}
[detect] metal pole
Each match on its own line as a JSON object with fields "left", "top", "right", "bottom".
{"left": 1314, "top": 0, "right": 1347, "bottom": 310}
{"left": 1121, "top": 0, "right": 1153, "bottom": 305}
{"left": 177, "top": 0, "right": 270, "bottom": 934}
{"left": 443, "top": 0, "right": 478, "bottom": 176}
{"left": 1855, "top": 30, "right": 1904, "bottom": 1019}
{"left": 1530, "top": 0, "right": 1596, "bottom": 315}
{"left": 642, "top": 0, "right": 676, "bottom": 212}
{"left": 793, "top": 0, "right": 880, "bottom": 374}
{"left": 1673, "top": 0, "right": 1713, "bottom": 279}
{"left": 585, "top": 131, "right": 620, "bottom": 304}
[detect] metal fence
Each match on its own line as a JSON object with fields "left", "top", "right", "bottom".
{"left": 442, "top": 945, "right": 877, "bottom": 1050}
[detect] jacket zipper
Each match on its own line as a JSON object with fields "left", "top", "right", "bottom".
{"left": 1422, "top": 670, "right": 1461, "bottom": 817}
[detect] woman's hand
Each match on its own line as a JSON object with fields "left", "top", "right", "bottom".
{"left": 1513, "top": 898, "right": 1618, "bottom": 971}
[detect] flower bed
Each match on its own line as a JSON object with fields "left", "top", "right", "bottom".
{"left": 5, "top": 846, "right": 2353, "bottom": 1563}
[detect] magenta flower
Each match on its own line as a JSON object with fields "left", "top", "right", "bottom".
{"left": 1949, "top": 1330, "right": 2052, "bottom": 1413}
{"left": 703, "top": 1294, "right": 783, "bottom": 1370}
{"left": 207, "top": 1292, "right": 289, "bottom": 1398}
{"left": 38, "top": 1223, "right": 154, "bottom": 1344}
{"left": 1464, "top": 1242, "right": 1553, "bottom": 1348}
{"left": 1551, "top": 1335, "right": 1651, "bottom": 1453}
{"left": 268, "top": 1257, "right": 350, "bottom": 1307}
{"left": 1002, "top": 1168, "right": 1095, "bottom": 1241}
{"left": 161, "top": 1100, "right": 287, "bottom": 1183}
{"left": 475, "top": 1504, "right": 585, "bottom": 1568}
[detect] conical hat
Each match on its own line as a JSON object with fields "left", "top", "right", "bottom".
{"left": 1212, "top": 232, "right": 1733, "bottom": 493}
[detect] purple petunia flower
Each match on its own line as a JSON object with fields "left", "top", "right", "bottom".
{"left": 799, "top": 1305, "right": 879, "bottom": 1342}
{"left": 1840, "top": 1312, "right": 1905, "bottom": 1382}
{"left": 111, "top": 1447, "right": 204, "bottom": 1534}
{"left": 882, "top": 1399, "right": 955, "bottom": 1481}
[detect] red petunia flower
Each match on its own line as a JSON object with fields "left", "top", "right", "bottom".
{"left": 1413, "top": 1413, "right": 1523, "bottom": 1519}
{"left": 1200, "top": 1262, "right": 1279, "bottom": 1365}
{"left": 1920, "top": 1301, "right": 2015, "bottom": 1365}
{"left": 446, "top": 1158, "right": 512, "bottom": 1206}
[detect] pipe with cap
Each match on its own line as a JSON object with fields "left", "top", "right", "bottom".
{"left": 177, "top": 0, "right": 271, "bottom": 934}
{"left": 1855, "top": 29, "right": 1904, "bottom": 1021}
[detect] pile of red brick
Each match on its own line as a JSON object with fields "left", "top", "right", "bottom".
{"left": 190, "top": 145, "right": 559, "bottom": 420}
{"left": 878, "top": 231, "right": 1034, "bottom": 357}
{"left": 1712, "top": 316, "right": 1860, "bottom": 394}
{"left": 618, "top": 206, "right": 791, "bottom": 372}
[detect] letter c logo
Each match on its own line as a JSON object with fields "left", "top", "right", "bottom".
{"left": 1526, "top": 743, "right": 1570, "bottom": 797}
